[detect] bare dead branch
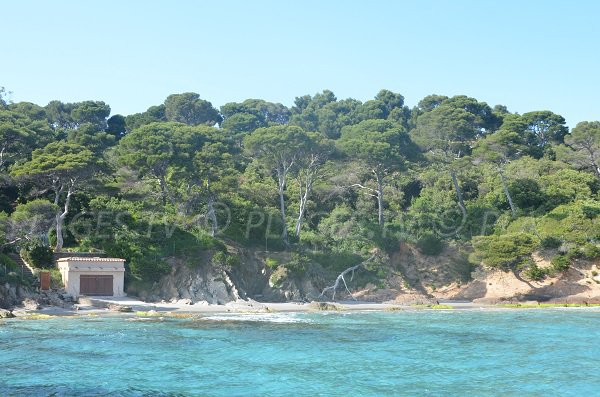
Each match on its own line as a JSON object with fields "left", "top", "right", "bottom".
{"left": 319, "top": 254, "right": 377, "bottom": 301}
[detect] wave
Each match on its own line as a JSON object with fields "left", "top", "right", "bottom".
{"left": 199, "top": 312, "right": 312, "bottom": 324}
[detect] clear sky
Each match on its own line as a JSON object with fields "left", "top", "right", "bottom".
{"left": 1, "top": 0, "right": 598, "bottom": 127}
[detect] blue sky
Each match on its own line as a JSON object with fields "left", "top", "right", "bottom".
{"left": 1, "top": 0, "right": 598, "bottom": 127}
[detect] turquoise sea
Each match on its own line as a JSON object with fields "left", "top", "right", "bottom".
{"left": 1, "top": 309, "right": 599, "bottom": 396}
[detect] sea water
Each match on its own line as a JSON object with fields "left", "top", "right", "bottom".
{"left": 1, "top": 309, "right": 599, "bottom": 396}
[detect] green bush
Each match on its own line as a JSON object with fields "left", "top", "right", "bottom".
{"left": 225, "top": 255, "right": 241, "bottom": 268}
{"left": 581, "top": 201, "right": 600, "bottom": 219}
{"left": 0, "top": 253, "right": 18, "bottom": 271}
{"left": 285, "top": 253, "right": 310, "bottom": 275}
{"left": 416, "top": 233, "right": 444, "bottom": 256}
{"left": 309, "top": 251, "right": 363, "bottom": 272}
{"left": 582, "top": 243, "right": 600, "bottom": 259}
{"left": 209, "top": 251, "right": 241, "bottom": 268}
{"left": 21, "top": 243, "right": 54, "bottom": 269}
{"left": 471, "top": 232, "right": 539, "bottom": 269}
{"left": 4, "top": 271, "right": 22, "bottom": 285}
{"left": 541, "top": 236, "right": 562, "bottom": 248}
{"left": 550, "top": 255, "right": 570, "bottom": 273}
{"left": 566, "top": 247, "right": 582, "bottom": 260}
{"left": 532, "top": 201, "right": 600, "bottom": 244}
{"left": 269, "top": 267, "right": 288, "bottom": 288}
{"left": 265, "top": 257, "right": 279, "bottom": 269}
{"left": 212, "top": 251, "right": 226, "bottom": 266}
{"left": 524, "top": 262, "right": 547, "bottom": 281}
{"left": 50, "top": 269, "right": 63, "bottom": 289}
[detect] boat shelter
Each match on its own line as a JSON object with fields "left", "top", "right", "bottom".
{"left": 57, "top": 257, "right": 126, "bottom": 297}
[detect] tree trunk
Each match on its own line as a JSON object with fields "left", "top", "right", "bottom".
{"left": 450, "top": 169, "right": 467, "bottom": 218}
{"left": 276, "top": 167, "right": 290, "bottom": 248}
{"left": 581, "top": 145, "right": 600, "bottom": 180}
{"left": 498, "top": 168, "right": 516, "bottom": 217}
{"left": 375, "top": 172, "right": 384, "bottom": 226}
{"left": 295, "top": 205, "right": 305, "bottom": 237}
{"left": 590, "top": 156, "right": 600, "bottom": 179}
{"left": 295, "top": 192, "right": 308, "bottom": 237}
{"left": 158, "top": 175, "right": 174, "bottom": 206}
{"left": 0, "top": 145, "right": 6, "bottom": 169}
{"left": 206, "top": 179, "right": 218, "bottom": 237}
{"left": 295, "top": 169, "right": 313, "bottom": 237}
{"left": 207, "top": 197, "right": 218, "bottom": 237}
{"left": 54, "top": 184, "right": 73, "bottom": 253}
{"left": 55, "top": 213, "right": 64, "bottom": 252}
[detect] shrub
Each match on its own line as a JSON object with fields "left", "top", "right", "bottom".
{"left": 524, "top": 263, "right": 547, "bottom": 281}
{"left": 285, "top": 253, "right": 309, "bottom": 275}
{"left": 310, "top": 251, "right": 362, "bottom": 272}
{"left": 566, "top": 247, "right": 582, "bottom": 260}
{"left": 471, "top": 232, "right": 539, "bottom": 269}
{"left": 50, "top": 269, "right": 63, "bottom": 289}
{"left": 581, "top": 201, "right": 600, "bottom": 219}
{"left": 550, "top": 255, "right": 570, "bottom": 273}
{"left": 416, "top": 233, "right": 444, "bottom": 256}
{"left": 582, "top": 243, "right": 600, "bottom": 259}
{"left": 265, "top": 257, "right": 279, "bottom": 269}
{"left": 533, "top": 201, "right": 600, "bottom": 244}
{"left": 225, "top": 255, "right": 241, "bottom": 268}
{"left": 21, "top": 243, "right": 54, "bottom": 269}
{"left": 212, "top": 251, "right": 226, "bottom": 266}
{"left": 269, "top": 266, "right": 288, "bottom": 288}
{"left": 0, "top": 253, "right": 18, "bottom": 271}
{"left": 541, "top": 236, "right": 562, "bottom": 249}
{"left": 5, "top": 271, "right": 21, "bottom": 285}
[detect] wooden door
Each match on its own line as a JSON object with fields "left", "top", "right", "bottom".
{"left": 80, "top": 275, "right": 113, "bottom": 296}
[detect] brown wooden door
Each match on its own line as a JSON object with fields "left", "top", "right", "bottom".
{"left": 40, "top": 271, "right": 51, "bottom": 290}
{"left": 80, "top": 275, "right": 113, "bottom": 296}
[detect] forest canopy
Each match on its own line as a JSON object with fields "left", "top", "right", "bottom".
{"left": 1, "top": 87, "right": 598, "bottom": 284}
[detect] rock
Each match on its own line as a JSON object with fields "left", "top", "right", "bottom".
{"left": 177, "top": 298, "right": 193, "bottom": 305}
{"left": 150, "top": 260, "right": 242, "bottom": 305}
{"left": 60, "top": 294, "right": 76, "bottom": 302}
{"left": 107, "top": 304, "right": 133, "bottom": 312}
{"left": 22, "top": 298, "right": 41, "bottom": 310}
{"left": 309, "top": 301, "right": 341, "bottom": 311}
{"left": 0, "top": 309, "right": 15, "bottom": 318}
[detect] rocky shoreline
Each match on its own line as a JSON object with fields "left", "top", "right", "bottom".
{"left": 3, "top": 258, "right": 600, "bottom": 319}
{"left": 3, "top": 293, "right": 600, "bottom": 321}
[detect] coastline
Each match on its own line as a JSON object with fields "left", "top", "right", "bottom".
{"left": 6, "top": 297, "right": 600, "bottom": 319}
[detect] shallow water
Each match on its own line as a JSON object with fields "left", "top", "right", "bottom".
{"left": 1, "top": 309, "right": 599, "bottom": 396}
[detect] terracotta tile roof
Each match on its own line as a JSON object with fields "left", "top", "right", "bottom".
{"left": 57, "top": 257, "right": 126, "bottom": 262}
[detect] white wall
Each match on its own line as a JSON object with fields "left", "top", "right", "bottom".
{"left": 58, "top": 259, "right": 126, "bottom": 297}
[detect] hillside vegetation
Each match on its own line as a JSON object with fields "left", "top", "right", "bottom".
{"left": 1, "top": 87, "right": 599, "bottom": 299}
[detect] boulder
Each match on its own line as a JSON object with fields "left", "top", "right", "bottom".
{"left": 309, "top": 301, "right": 341, "bottom": 311}
{"left": 107, "top": 304, "right": 133, "bottom": 312}
{"left": 0, "top": 309, "right": 15, "bottom": 318}
{"left": 176, "top": 298, "right": 193, "bottom": 305}
{"left": 22, "top": 298, "right": 41, "bottom": 310}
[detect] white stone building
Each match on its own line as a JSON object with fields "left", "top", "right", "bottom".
{"left": 57, "top": 257, "right": 126, "bottom": 297}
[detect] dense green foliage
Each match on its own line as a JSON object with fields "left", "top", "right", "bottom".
{"left": 1, "top": 88, "right": 599, "bottom": 286}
